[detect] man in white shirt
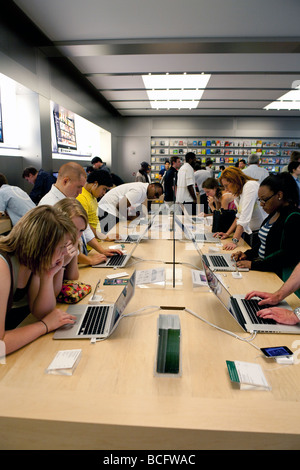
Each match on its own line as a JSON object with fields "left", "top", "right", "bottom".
{"left": 194, "top": 163, "right": 212, "bottom": 213}
{"left": 39, "top": 162, "right": 121, "bottom": 265}
{"left": 243, "top": 153, "right": 269, "bottom": 183}
{"left": 98, "top": 182, "right": 163, "bottom": 234}
{"left": 176, "top": 152, "right": 197, "bottom": 214}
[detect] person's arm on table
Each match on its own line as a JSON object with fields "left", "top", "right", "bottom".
{"left": 245, "top": 262, "right": 300, "bottom": 306}
{"left": 0, "top": 259, "right": 75, "bottom": 355}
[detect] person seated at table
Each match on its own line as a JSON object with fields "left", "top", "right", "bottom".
{"left": 214, "top": 166, "right": 266, "bottom": 249}
{"left": 245, "top": 262, "right": 300, "bottom": 323}
{"left": 76, "top": 170, "right": 113, "bottom": 244}
{"left": 0, "top": 205, "right": 78, "bottom": 354}
{"left": 39, "top": 161, "right": 122, "bottom": 261}
{"left": 54, "top": 198, "right": 109, "bottom": 268}
{"left": 202, "top": 177, "right": 236, "bottom": 213}
{"left": 232, "top": 172, "right": 300, "bottom": 284}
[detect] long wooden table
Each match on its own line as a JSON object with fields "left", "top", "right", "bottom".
{"left": 1, "top": 216, "right": 300, "bottom": 450}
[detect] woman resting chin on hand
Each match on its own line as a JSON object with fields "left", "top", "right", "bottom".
{"left": 0, "top": 205, "right": 78, "bottom": 356}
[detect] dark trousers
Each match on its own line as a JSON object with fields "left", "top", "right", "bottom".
{"left": 242, "top": 230, "right": 259, "bottom": 248}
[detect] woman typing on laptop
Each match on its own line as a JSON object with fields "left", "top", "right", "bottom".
{"left": 245, "top": 263, "right": 300, "bottom": 324}
{"left": 232, "top": 173, "right": 300, "bottom": 290}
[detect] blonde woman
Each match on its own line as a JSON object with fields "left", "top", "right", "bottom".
{"left": 0, "top": 205, "right": 77, "bottom": 355}
{"left": 54, "top": 198, "right": 89, "bottom": 276}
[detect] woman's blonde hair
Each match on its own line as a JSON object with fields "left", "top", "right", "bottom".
{"left": 219, "top": 166, "right": 255, "bottom": 196}
{"left": 0, "top": 205, "right": 77, "bottom": 274}
{"left": 54, "top": 198, "right": 88, "bottom": 229}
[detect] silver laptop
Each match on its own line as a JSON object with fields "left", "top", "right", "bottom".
{"left": 174, "top": 213, "right": 218, "bottom": 244}
{"left": 93, "top": 214, "right": 157, "bottom": 268}
{"left": 174, "top": 215, "right": 247, "bottom": 272}
{"left": 54, "top": 271, "right": 136, "bottom": 340}
{"left": 202, "top": 259, "right": 300, "bottom": 334}
{"left": 201, "top": 252, "right": 249, "bottom": 272}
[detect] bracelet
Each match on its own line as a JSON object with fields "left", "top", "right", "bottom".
{"left": 40, "top": 320, "right": 48, "bottom": 334}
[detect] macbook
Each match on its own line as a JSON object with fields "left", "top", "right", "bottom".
{"left": 202, "top": 259, "right": 300, "bottom": 334}
{"left": 54, "top": 271, "right": 136, "bottom": 340}
{"left": 93, "top": 213, "right": 157, "bottom": 268}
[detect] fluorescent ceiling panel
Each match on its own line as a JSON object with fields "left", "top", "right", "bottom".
{"left": 264, "top": 84, "right": 300, "bottom": 110}
{"left": 265, "top": 101, "right": 300, "bottom": 110}
{"left": 142, "top": 73, "right": 211, "bottom": 109}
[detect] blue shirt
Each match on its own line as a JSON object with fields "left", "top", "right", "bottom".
{"left": 0, "top": 184, "right": 35, "bottom": 225}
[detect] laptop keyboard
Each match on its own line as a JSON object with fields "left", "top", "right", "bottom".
{"left": 241, "top": 298, "right": 276, "bottom": 324}
{"left": 203, "top": 254, "right": 229, "bottom": 268}
{"left": 79, "top": 305, "right": 110, "bottom": 336}
{"left": 125, "top": 235, "right": 139, "bottom": 242}
{"left": 107, "top": 254, "right": 127, "bottom": 267}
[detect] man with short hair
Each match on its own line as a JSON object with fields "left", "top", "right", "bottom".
{"left": 176, "top": 152, "right": 197, "bottom": 214}
{"left": 22, "top": 167, "right": 56, "bottom": 204}
{"left": 91, "top": 156, "right": 110, "bottom": 173}
{"left": 39, "top": 162, "right": 121, "bottom": 265}
{"left": 76, "top": 170, "right": 113, "bottom": 241}
{"left": 238, "top": 159, "right": 247, "bottom": 170}
{"left": 281, "top": 150, "right": 300, "bottom": 180}
{"left": 164, "top": 156, "right": 181, "bottom": 202}
{"left": 0, "top": 173, "right": 35, "bottom": 225}
{"left": 243, "top": 153, "right": 269, "bottom": 183}
{"left": 98, "top": 182, "right": 163, "bottom": 234}
{"left": 194, "top": 162, "right": 212, "bottom": 214}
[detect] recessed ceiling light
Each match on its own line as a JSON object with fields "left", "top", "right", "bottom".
{"left": 142, "top": 73, "right": 211, "bottom": 109}
{"left": 264, "top": 84, "right": 300, "bottom": 110}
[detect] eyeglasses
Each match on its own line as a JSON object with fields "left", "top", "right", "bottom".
{"left": 258, "top": 193, "right": 276, "bottom": 205}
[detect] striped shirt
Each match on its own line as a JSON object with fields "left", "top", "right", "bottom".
{"left": 258, "top": 221, "right": 273, "bottom": 258}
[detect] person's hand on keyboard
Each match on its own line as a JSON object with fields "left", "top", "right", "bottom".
{"left": 102, "top": 247, "right": 123, "bottom": 257}
{"left": 257, "top": 307, "right": 299, "bottom": 325}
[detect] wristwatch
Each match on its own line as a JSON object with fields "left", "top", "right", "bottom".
{"left": 232, "top": 238, "right": 239, "bottom": 245}
{"left": 293, "top": 307, "right": 300, "bottom": 322}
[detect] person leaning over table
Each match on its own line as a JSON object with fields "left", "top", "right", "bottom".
{"left": 245, "top": 262, "right": 300, "bottom": 325}
{"left": 214, "top": 166, "right": 266, "bottom": 249}
{"left": 202, "top": 177, "right": 236, "bottom": 213}
{"left": 76, "top": 169, "right": 114, "bottom": 244}
{"left": 231, "top": 172, "right": 300, "bottom": 290}
{"left": 39, "top": 161, "right": 122, "bottom": 265}
{"left": 0, "top": 206, "right": 78, "bottom": 354}
{"left": 98, "top": 181, "right": 163, "bottom": 234}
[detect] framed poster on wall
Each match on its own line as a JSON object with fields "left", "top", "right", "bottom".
{"left": 53, "top": 103, "right": 77, "bottom": 151}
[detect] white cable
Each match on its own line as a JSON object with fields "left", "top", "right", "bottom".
{"left": 184, "top": 307, "right": 261, "bottom": 351}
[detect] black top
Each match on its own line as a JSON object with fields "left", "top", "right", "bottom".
{"left": 164, "top": 167, "right": 178, "bottom": 202}
{"left": 244, "top": 205, "right": 300, "bottom": 284}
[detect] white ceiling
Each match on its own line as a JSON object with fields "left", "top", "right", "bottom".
{"left": 13, "top": 0, "right": 300, "bottom": 117}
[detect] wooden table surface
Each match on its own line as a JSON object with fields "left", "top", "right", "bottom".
{"left": 1, "top": 215, "right": 300, "bottom": 450}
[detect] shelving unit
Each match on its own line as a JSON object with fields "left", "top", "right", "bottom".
{"left": 150, "top": 137, "right": 300, "bottom": 180}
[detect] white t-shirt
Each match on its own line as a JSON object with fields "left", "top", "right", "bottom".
{"left": 176, "top": 163, "right": 196, "bottom": 203}
{"left": 194, "top": 169, "right": 212, "bottom": 195}
{"left": 235, "top": 180, "right": 266, "bottom": 234}
{"left": 243, "top": 165, "right": 269, "bottom": 184}
{"left": 98, "top": 182, "right": 149, "bottom": 217}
